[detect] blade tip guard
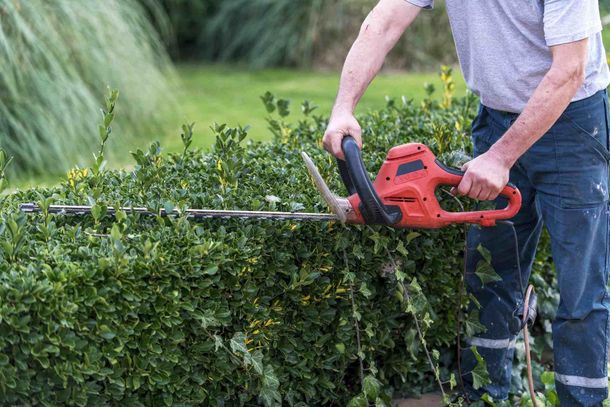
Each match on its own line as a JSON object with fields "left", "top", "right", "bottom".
{"left": 301, "top": 151, "right": 348, "bottom": 224}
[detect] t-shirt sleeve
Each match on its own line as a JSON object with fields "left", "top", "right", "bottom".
{"left": 543, "top": 0, "right": 602, "bottom": 46}
{"left": 403, "top": 0, "right": 434, "bottom": 9}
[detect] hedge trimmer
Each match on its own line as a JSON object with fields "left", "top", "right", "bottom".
{"left": 20, "top": 136, "right": 521, "bottom": 228}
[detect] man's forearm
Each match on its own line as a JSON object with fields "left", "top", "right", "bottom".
{"left": 332, "top": 1, "right": 421, "bottom": 116}
{"left": 332, "top": 29, "right": 396, "bottom": 115}
{"left": 488, "top": 42, "right": 588, "bottom": 167}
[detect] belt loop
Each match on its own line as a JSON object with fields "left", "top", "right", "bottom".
{"left": 509, "top": 113, "right": 518, "bottom": 127}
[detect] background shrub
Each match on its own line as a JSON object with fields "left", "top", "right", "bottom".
{"left": 138, "top": 0, "right": 222, "bottom": 60}
{"left": 0, "top": 0, "right": 175, "bottom": 177}
{"left": 0, "top": 88, "right": 555, "bottom": 404}
{"left": 141, "top": 0, "right": 457, "bottom": 70}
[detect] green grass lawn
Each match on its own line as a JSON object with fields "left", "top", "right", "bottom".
{"left": 151, "top": 64, "right": 468, "bottom": 153}
{"left": 16, "top": 64, "right": 467, "bottom": 189}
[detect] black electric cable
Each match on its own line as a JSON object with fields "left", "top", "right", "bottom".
{"left": 496, "top": 220, "right": 538, "bottom": 406}
{"left": 455, "top": 217, "right": 537, "bottom": 406}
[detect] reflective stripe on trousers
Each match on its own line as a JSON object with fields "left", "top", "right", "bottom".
{"left": 466, "top": 337, "right": 516, "bottom": 350}
{"left": 460, "top": 90, "right": 610, "bottom": 406}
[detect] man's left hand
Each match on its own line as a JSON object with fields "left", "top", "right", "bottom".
{"left": 454, "top": 150, "right": 511, "bottom": 201}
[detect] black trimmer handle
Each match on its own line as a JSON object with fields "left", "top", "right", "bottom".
{"left": 336, "top": 158, "right": 356, "bottom": 196}
{"left": 335, "top": 136, "right": 401, "bottom": 225}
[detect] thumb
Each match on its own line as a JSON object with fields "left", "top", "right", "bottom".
{"left": 461, "top": 161, "right": 471, "bottom": 171}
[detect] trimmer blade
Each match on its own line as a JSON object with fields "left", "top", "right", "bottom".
{"left": 301, "top": 152, "right": 354, "bottom": 224}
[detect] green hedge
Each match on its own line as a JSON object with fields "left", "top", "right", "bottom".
{"left": 0, "top": 89, "right": 556, "bottom": 405}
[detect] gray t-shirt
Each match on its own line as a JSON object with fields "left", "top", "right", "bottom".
{"left": 406, "top": 0, "right": 610, "bottom": 113}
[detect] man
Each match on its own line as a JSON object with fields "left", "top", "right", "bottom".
{"left": 323, "top": 0, "right": 610, "bottom": 405}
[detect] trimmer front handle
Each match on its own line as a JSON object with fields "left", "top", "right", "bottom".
{"left": 336, "top": 136, "right": 522, "bottom": 228}
{"left": 336, "top": 137, "right": 402, "bottom": 226}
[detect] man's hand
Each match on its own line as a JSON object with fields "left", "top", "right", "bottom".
{"left": 323, "top": 111, "right": 362, "bottom": 160}
{"left": 455, "top": 150, "right": 511, "bottom": 201}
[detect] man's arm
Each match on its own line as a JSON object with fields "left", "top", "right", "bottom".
{"left": 323, "top": 0, "right": 422, "bottom": 159}
{"left": 456, "top": 39, "right": 589, "bottom": 200}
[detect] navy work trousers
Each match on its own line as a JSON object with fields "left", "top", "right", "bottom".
{"left": 461, "top": 90, "right": 610, "bottom": 406}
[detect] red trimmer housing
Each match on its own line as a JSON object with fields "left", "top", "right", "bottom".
{"left": 336, "top": 137, "right": 521, "bottom": 229}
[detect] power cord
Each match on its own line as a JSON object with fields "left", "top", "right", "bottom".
{"left": 495, "top": 220, "right": 538, "bottom": 407}
{"left": 442, "top": 192, "right": 538, "bottom": 405}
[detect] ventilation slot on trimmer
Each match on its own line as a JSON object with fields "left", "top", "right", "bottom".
{"left": 387, "top": 197, "right": 417, "bottom": 203}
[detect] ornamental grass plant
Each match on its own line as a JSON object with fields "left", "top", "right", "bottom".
{"left": 0, "top": 0, "right": 175, "bottom": 177}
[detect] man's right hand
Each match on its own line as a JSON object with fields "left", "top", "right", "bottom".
{"left": 322, "top": 112, "right": 363, "bottom": 160}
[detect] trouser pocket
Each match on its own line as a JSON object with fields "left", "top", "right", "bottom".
{"left": 556, "top": 91, "right": 610, "bottom": 209}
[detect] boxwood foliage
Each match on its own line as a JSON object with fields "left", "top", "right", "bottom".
{"left": 0, "top": 89, "right": 556, "bottom": 405}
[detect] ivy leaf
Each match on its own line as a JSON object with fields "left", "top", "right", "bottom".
{"left": 475, "top": 245, "right": 501, "bottom": 284}
{"left": 406, "top": 278, "right": 428, "bottom": 316}
{"left": 470, "top": 346, "right": 491, "bottom": 390}
{"left": 262, "top": 365, "right": 279, "bottom": 389}
{"left": 198, "top": 310, "right": 219, "bottom": 329}
{"left": 449, "top": 373, "right": 457, "bottom": 390}
{"left": 406, "top": 232, "right": 420, "bottom": 244}
{"left": 347, "top": 395, "right": 368, "bottom": 407}
{"left": 363, "top": 375, "right": 381, "bottom": 400}
{"left": 359, "top": 282, "right": 372, "bottom": 298}
{"left": 477, "top": 244, "right": 492, "bottom": 263}
{"left": 464, "top": 309, "right": 487, "bottom": 337}
{"left": 265, "top": 195, "right": 281, "bottom": 204}
{"left": 547, "top": 390, "right": 559, "bottom": 406}
{"left": 541, "top": 371, "right": 554, "bottom": 386}
{"left": 251, "top": 350, "right": 264, "bottom": 375}
{"left": 375, "top": 397, "right": 389, "bottom": 407}
{"left": 213, "top": 335, "right": 223, "bottom": 352}
{"left": 352, "top": 244, "right": 364, "bottom": 260}
{"left": 396, "top": 240, "right": 408, "bottom": 256}
{"left": 230, "top": 332, "right": 248, "bottom": 355}
{"left": 259, "top": 386, "right": 281, "bottom": 407}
